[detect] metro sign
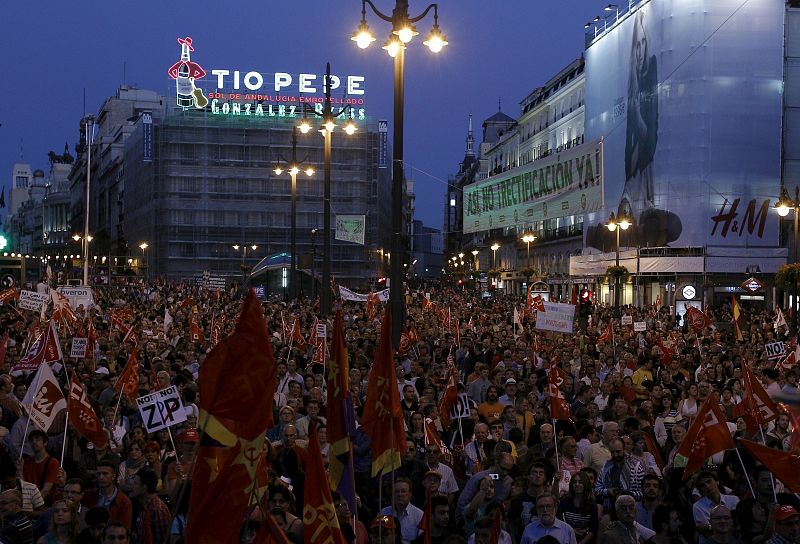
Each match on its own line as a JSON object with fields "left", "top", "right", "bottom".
{"left": 741, "top": 277, "right": 763, "bottom": 293}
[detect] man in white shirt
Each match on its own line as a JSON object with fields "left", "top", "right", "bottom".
{"left": 692, "top": 470, "right": 739, "bottom": 544}
{"left": 520, "top": 492, "right": 577, "bottom": 544}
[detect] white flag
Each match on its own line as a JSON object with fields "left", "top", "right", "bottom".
{"left": 164, "top": 309, "right": 173, "bottom": 334}
{"left": 22, "top": 363, "right": 67, "bottom": 432}
{"left": 513, "top": 307, "right": 523, "bottom": 338}
{"left": 775, "top": 308, "right": 787, "bottom": 331}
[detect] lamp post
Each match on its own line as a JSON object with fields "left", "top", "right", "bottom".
{"left": 297, "top": 63, "right": 358, "bottom": 316}
{"left": 775, "top": 186, "right": 800, "bottom": 332}
{"left": 491, "top": 243, "right": 500, "bottom": 269}
{"left": 274, "top": 128, "right": 314, "bottom": 301}
{"left": 311, "top": 228, "right": 318, "bottom": 300}
{"left": 521, "top": 233, "right": 536, "bottom": 268}
{"left": 73, "top": 234, "right": 93, "bottom": 283}
{"left": 606, "top": 212, "right": 632, "bottom": 308}
{"left": 82, "top": 115, "right": 95, "bottom": 286}
{"left": 352, "top": 0, "right": 447, "bottom": 343}
{"left": 232, "top": 243, "right": 258, "bottom": 288}
{"left": 139, "top": 242, "right": 148, "bottom": 280}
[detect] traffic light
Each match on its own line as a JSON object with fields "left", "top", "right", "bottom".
{"left": 579, "top": 288, "right": 593, "bottom": 317}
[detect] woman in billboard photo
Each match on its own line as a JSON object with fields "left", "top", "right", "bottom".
{"left": 623, "top": 9, "right": 658, "bottom": 217}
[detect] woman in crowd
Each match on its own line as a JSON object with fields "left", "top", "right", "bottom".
{"left": 37, "top": 499, "right": 80, "bottom": 544}
{"left": 559, "top": 471, "right": 599, "bottom": 544}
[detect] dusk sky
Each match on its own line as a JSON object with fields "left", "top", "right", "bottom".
{"left": 1, "top": 1, "right": 613, "bottom": 230}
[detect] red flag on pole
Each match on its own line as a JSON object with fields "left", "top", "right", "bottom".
{"left": 186, "top": 290, "right": 278, "bottom": 544}
{"left": 739, "top": 439, "right": 800, "bottom": 492}
{"left": 362, "top": 306, "right": 406, "bottom": 478}
{"left": 14, "top": 320, "right": 63, "bottom": 372}
{"left": 598, "top": 323, "right": 613, "bottom": 344}
{"left": 686, "top": 306, "right": 711, "bottom": 332}
{"left": 303, "top": 421, "right": 347, "bottom": 544}
{"left": 548, "top": 366, "right": 571, "bottom": 421}
{"left": 438, "top": 356, "right": 459, "bottom": 430}
{"left": 676, "top": 395, "right": 735, "bottom": 479}
{"left": 68, "top": 373, "right": 108, "bottom": 448}
{"left": 189, "top": 317, "right": 205, "bottom": 347}
{"left": 735, "top": 364, "right": 780, "bottom": 433}
{"left": 114, "top": 351, "right": 140, "bottom": 402}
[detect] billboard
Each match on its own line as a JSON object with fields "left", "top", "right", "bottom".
{"left": 583, "top": 0, "right": 784, "bottom": 252}
{"left": 463, "top": 139, "right": 604, "bottom": 233}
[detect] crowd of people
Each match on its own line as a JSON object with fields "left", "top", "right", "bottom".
{"left": 0, "top": 279, "right": 796, "bottom": 544}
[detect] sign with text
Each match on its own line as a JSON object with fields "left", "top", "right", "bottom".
{"left": 378, "top": 119, "right": 388, "bottom": 169}
{"left": 18, "top": 290, "right": 49, "bottom": 312}
{"left": 70, "top": 338, "right": 88, "bottom": 359}
{"left": 535, "top": 302, "right": 576, "bottom": 334}
{"left": 449, "top": 393, "right": 472, "bottom": 420}
{"left": 463, "top": 139, "right": 604, "bottom": 233}
{"left": 56, "top": 287, "right": 95, "bottom": 309}
{"left": 136, "top": 386, "right": 187, "bottom": 433}
{"left": 335, "top": 215, "right": 365, "bottom": 245}
{"left": 634, "top": 321, "right": 647, "bottom": 332}
{"left": 621, "top": 315, "right": 633, "bottom": 325}
{"left": 765, "top": 341, "right": 785, "bottom": 361}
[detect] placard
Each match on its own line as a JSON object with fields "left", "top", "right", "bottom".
{"left": 765, "top": 341, "right": 786, "bottom": 361}
{"left": 315, "top": 323, "right": 327, "bottom": 339}
{"left": 535, "top": 302, "right": 576, "bottom": 334}
{"left": 621, "top": 315, "right": 633, "bottom": 326}
{"left": 136, "top": 386, "right": 187, "bottom": 433}
{"left": 18, "top": 290, "right": 50, "bottom": 312}
{"left": 70, "top": 338, "right": 88, "bottom": 359}
{"left": 633, "top": 321, "right": 647, "bottom": 332}
{"left": 449, "top": 393, "right": 472, "bottom": 420}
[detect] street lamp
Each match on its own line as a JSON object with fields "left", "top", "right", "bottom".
{"left": 73, "top": 234, "right": 93, "bottom": 283}
{"left": 490, "top": 243, "right": 500, "bottom": 269}
{"left": 353, "top": 0, "right": 447, "bottom": 344}
{"left": 233, "top": 243, "right": 258, "bottom": 287}
{"left": 521, "top": 233, "right": 536, "bottom": 267}
{"left": 296, "top": 63, "right": 357, "bottom": 316}
{"left": 607, "top": 211, "right": 632, "bottom": 308}
{"left": 139, "top": 242, "right": 148, "bottom": 280}
{"left": 274, "top": 127, "right": 314, "bottom": 301}
{"left": 775, "top": 186, "right": 800, "bottom": 331}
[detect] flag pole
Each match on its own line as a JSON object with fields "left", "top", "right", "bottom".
{"left": 552, "top": 418, "right": 560, "bottom": 473}
{"left": 757, "top": 425, "right": 779, "bottom": 502}
{"left": 60, "top": 403, "right": 70, "bottom": 466}
{"left": 734, "top": 447, "right": 755, "bottom": 498}
{"left": 19, "top": 365, "right": 46, "bottom": 460}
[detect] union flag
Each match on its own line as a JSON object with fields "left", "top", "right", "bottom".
{"left": 597, "top": 323, "right": 613, "bottom": 345}
{"left": 734, "top": 364, "right": 779, "bottom": 433}
{"left": 548, "top": 365, "right": 571, "bottom": 421}
{"left": 327, "top": 311, "right": 356, "bottom": 512}
{"left": 189, "top": 317, "right": 205, "bottom": 347}
{"left": 362, "top": 306, "right": 406, "bottom": 477}
{"left": 186, "top": 290, "right": 278, "bottom": 544}
{"left": 115, "top": 350, "right": 140, "bottom": 402}
{"left": 68, "top": 373, "right": 108, "bottom": 449}
{"left": 0, "top": 287, "right": 19, "bottom": 305}
{"left": 303, "top": 421, "right": 347, "bottom": 544}
{"left": 740, "top": 438, "right": 800, "bottom": 492}
{"left": 676, "top": 394, "right": 735, "bottom": 478}
{"left": 686, "top": 306, "right": 710, "bottom": 332}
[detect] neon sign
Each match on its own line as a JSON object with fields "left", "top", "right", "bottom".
{"left": 166, "top": 37, "right": 367, "bottom": 120}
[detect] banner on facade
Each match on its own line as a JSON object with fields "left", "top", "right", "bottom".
{"left": 335, "top": 215, "right": 366, "bottom": 245}
{"left": 463, "top": 139, "right": 604, "bottom": 234}
{"left": 535, "top": 301, "right": 576, "bottom": 334}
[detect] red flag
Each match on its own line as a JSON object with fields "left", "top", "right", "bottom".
{"left": 366, "top": 292, "right": 380, "bottom": 321}
{"left": 676, "top": 395, "right": 735, "bottom": 478}
{"left": 114, "top": 351, "right": 140, "bottom": 402}
{"left": 490, "top": 505, "right": 504, "bottom": 544}
{"left": 531, "top": 294, "right": 545, "bottom": 313}
{"left": 362, "top": 306, "right": 406, "bottom": 477}
{"left": 438, "top": 356, "right": 459, "bottom": 429}
{"left": 0, "top": 287, "right": 19, "bottom": 305}
{"left": 186, "top": 290, "right": 278, "bottom": 544}
{"left": 327, "top": 311, "right": 356, "bottom": 512}
{"left": 189, "top": 317, "right": 205, "bottom": 347}
{"left": 655, "top": 337, "right": 674, "bottom": 365}
{"left": 85, "top": 320, "right": 96, "bottom": 362}
{"left": 291, "top": 320, "right": 306, "bottom": 352}
{"left": 548, "top": 366, "right": 571, "bottom": 420}
{"left": 254, "top": 507, "right": 293, "bottom": 544}
{"left": 0, "top": 332, "right": 8, "bottom": 368}
{"left": 641, "top": 432, "right": 665, "bottom": 471}
{"left": 178, "top": 297, "right": 194, "bottom": 310}
{"left": 398, "top": 329, "right": 411, "bottom": 357}
{"left": 122, "top": 325, "right": 139, "bottom": 347}
{"left": 418, "top": 492, "right": 433, "bottom": 544}
{"left": 598, "top": 323, "right": 613, "bottom": 344}
{"left": 736, "top": 364, "right": 780, "bottom": 432}
{"left": 68, "top": 373, "right": 108, "bottom": 448}
{"left": 303, "top": 421, "right": 347, "bottom": 544}
{"left": 739, "top": 439, "right": 800, "bottom": 492}
{"left": 686, "top": 306, "right": 711, "bottom": 332}
{"left": 210, "top": 313, "right": 224, "bottom": 347}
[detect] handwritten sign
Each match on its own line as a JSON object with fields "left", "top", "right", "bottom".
{"left": 136, "top": 386, "right": 187, "bottom": 433}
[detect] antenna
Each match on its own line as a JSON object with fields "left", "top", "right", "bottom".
{"left": 498, "top": 97, "right": 502, "bottom": 112}
{"left": 123, "top": 61, "right": 127, "bottom": 86}
{"left": 18, "top": 138, "right": 23, "bottom": 160}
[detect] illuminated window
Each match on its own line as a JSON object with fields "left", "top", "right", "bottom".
{"left": 450, "top": 198, "right": 456, "bottom": 207}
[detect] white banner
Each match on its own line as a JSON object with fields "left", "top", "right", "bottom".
{"left": 56, "top": 287, "right": 95, "bottom": 309}
{"left": 338, "top": 286, "right": 390, "bottom": 302}
{"left": 534, "top": 302, "right": 576, "bottom": 334}
{"left": 136, "top": 386, "right": 187, "bottom": 433}
{"left": 335, "top": 215, "right": 366, "bottom": 245}
{"left": 634, "top": 321, "right": 647, "bottom": 332}
{"left": 18, "top": 290, "right": 50, "bottom": 312}
{"left": 621, "top": 315, "right": 633, "bottom": 325}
